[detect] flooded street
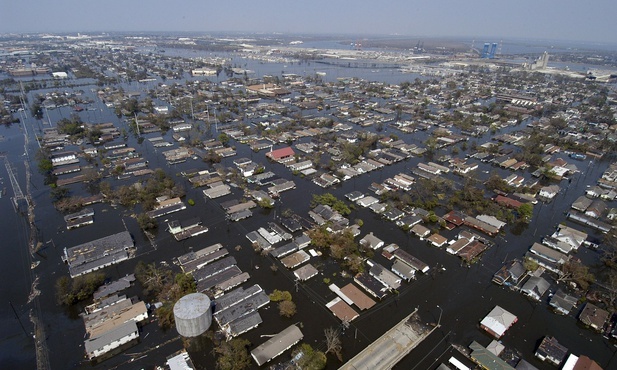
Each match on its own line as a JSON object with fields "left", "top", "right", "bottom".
{"left": 1, "top": 50, "right": 616, "bottom": 370}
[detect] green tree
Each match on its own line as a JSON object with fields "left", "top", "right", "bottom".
{"left": 137, "top": 213, "right": 157, "bottom": 230}
{"left": 218, "top": 132, "right": 230, "bottom": 146}
{"left": 215, "top": 338, "right": 252, "bottom": 370}
{"left": 517, "top": 203, "right": 533, "bottom": 222}
{"left": 258, "top": 198, "right": 274, "bottom": 209}
{"left": 55, "top": 272, "right": 106, "bottom": 306}
{"left": 269, "top": 289, "right": 292, "bottom": 302}
{"left": 292, "top": 343, "right": 327, "bottom": 370}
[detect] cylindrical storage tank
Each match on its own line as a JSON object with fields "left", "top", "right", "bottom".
{"left": 173, "top": 292, "right": 212, "bottom": 337}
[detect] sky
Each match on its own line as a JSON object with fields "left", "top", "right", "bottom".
{"left": 2, "top": 0, "right": 616, "bottom": 45}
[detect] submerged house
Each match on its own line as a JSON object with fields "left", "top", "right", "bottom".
{"left": 520, "top": 276, "right": 550, "bottom": 301}
{"left": 549, "top": 289, "right": 578, "bottom": 315}
{"left": 480, "top": 305, "right": 518, "bottom": 339}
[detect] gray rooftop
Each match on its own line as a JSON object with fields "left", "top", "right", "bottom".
{"left": 84, "top": 320, "right": 138, "bottom": 358}
{"left": 251, "top": 325, "right": 303, "bottom": 366}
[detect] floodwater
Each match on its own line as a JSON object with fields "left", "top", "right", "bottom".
{"left": 1, "top": 53, "right": 616, "bottom": 370}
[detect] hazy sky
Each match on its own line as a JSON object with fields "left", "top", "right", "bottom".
{"left": 2, "top": 0, "right": 616, "bottom": 44}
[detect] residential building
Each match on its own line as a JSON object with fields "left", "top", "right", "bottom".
{"left": 520, "top": 276, "right": 550, "bottom": 301}
{"left": 578, "top": 303, "right": 609, "bottom": 331}
{"left": 480, "top": 305, "right": 518, "bottom": 339}
{"left": 535, "top": 336, "right": 568, "bottom": 366}
{"left": 549, "top": 289, "right": 578, "bottom": 315}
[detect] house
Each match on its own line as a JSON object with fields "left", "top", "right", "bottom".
{"left": 601, "top": 189, "right": 617, "bottom": 201}
{"left": 288, "top": 160, "right": 313, "bottom": 172}
{"left": 585, "top": 186, "right": 606, "bottom": 198}
{"left": 539, "top": 185, "right": 560, "bottom": 200}
{"left": 529, "top": 243, "right": 569, "bottom": 264}
{"left": 476, "top": 215, "right": 506, "bottom": 230}
{"left": 578, "top": 303, "right": 609, "bottom": 331}
{"left": 585, "top": 200, "right": 607, "bottom": 219}
{"left": 443, "top": 210, "right": 465, "bottom": 226}
{"left": 398, "top": 214, "right": 423, "bottom": 229}
{"left": 494, "top": 195, "right": 522, "bottom": 209}
{"left": 391, "top": 259, "right": 416, "bottom": 281}
{"left": 561, "top": 354, "right": 603, "bottom": 370}
{"left": 469, "top": 341, "right": 515, "bottom": 370}
{"left": 457, "top": 240, "right": 488, "bottom": 262}
{"left": 535, "top": 336, "right": 568, "bottom": 366}
{"left": 571, "top": 196, "right": 593, "bottom": 212}
{"left": 84, "top": 320, "right": 139, "bottom": 359}
{"left": 392, "top": 248, "right": 430, "bottom": 273}
{"left": 492, "top": 260, "right": 526, "bottom": 286}
{"left": 383, "top": 208, "right": 405, "bottom": 221}
{"left": 515, "top": 359, "right": 539, "bottom": 370}
{"left": 250, "top": 325, "right": 303, "bottom": 366}
{"left": 368, "top": 260, "right": 401, "bottom": 290}
{"left": 480, "top": 305, "right": 518, "bottom": 339}
{"left": 410, "top": 224, "right": 431, "bottom": 238}
{"left": 549, "top": 289, "right": 578, "bottom": 315}
{"left": 447, "top": 238, "right": 470, "bottom": 255}
{"left": 427, "top": 233, "right": 448, "bottom": 247}
{"left": 550, "top": 225, "right": 587, "bottom": 253}
{"left": 359, "top": 232, "right": 385, "bottom": 250}
{"left": 345, "top": 191, "right": 364, "bottom": 202}
{"left": 521, "top": 276, "right": 550, "bottom": 301}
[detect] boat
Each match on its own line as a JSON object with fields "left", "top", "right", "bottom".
{"left": 31, "top": 261, "right": 40, "bottom": 269}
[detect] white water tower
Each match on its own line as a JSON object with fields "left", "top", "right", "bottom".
{"left": 173, "top": 292, "right": 212, "bottom": 337}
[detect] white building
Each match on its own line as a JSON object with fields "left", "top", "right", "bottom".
{"left": 84, "top": 321, "right": 139, "bottom": 359}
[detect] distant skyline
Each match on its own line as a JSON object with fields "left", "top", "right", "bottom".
{"left": 2, "top": 1, "right": 616, "bottom": 45}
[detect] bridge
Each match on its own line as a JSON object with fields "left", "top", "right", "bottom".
{"left": 340, "top": 308, "right": 436, "bottom": 370}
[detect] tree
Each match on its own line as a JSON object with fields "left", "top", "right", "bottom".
{"left": 269, "top": 289, "right": 292, "bottom": 302}
{"left": 604, "top": 270, "right": 617, "bottom": 309}
{"left": 55, "top": 272, "right": 106, "bottom": 306}
{"left": 517, "top": 203, "right": 534, "bottom": 222}
{"left": 257, "top": 198, "right": 274, "bottom": 209}
{"left": 137, "top": 213, "right": 157, "bottom": 230}
{"left": 278, "top": 300, "right": 297, "bottom": 318}
{"left": 215, "top": 338, "right": 252, "bottom": 370}
{"left": 523, "top": 258, "right": 539, "bottom": 272}
{"left": 557, "top": 260, "right": 595, "bottom": 290}
{"left": 218, "top": 132, "right": 230, "bottom": 146}
{"left": 57, "top": 114, "right": 84, "bottom": 136}
{"left": 50, "top": 186, "right": 70, "bottom": 201}
{"left": 291, "top": 343, "right": 327, "bottom": 370}
{"left": 135, "top": 261, "right": 172, "bottom": 297}
{"left": 601, "top": 228, "right": 617, "bottom": 268}
{"left": 311, "top": 193, "right": 351, "bottom": 216}
{"left": 324, "top": 327, "right": 343, "bottom": 361}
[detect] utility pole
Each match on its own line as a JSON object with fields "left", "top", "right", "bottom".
{"left": 9, "top": 301, "right": 29, "bottom": 338}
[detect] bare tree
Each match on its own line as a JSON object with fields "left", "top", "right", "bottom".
{"left": 604, "top": 270, "right": 617, "bottom": 309}
{"left": 324, "top": 327, "right": 343, "bottom": 361}
{"left": 556, "top": 260, "right": 595, "bottom": 290}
